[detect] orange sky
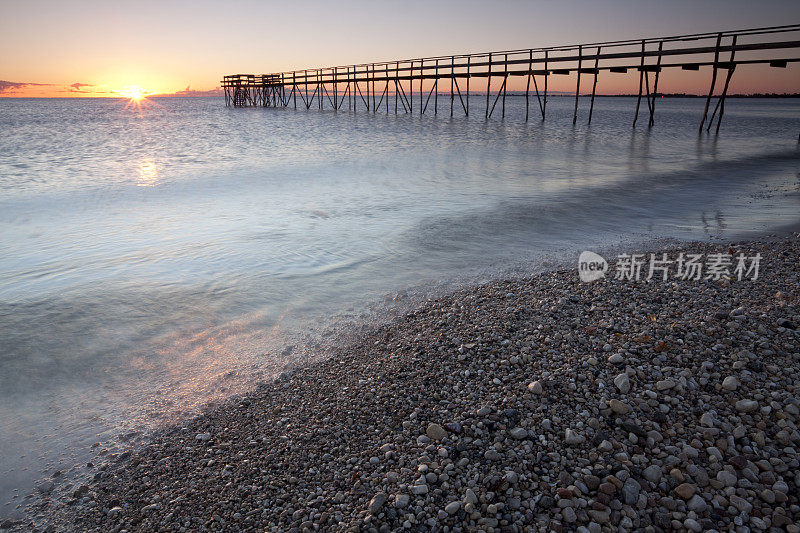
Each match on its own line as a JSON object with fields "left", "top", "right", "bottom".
{"left": 1, "top": 0, "right": 798, "bottom": 98}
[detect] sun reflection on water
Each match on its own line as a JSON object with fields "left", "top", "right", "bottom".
{"left": 137, "top": 160, "right": 159, "bottom": 187}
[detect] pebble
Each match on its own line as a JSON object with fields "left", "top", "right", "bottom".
{"left": 656, "top": 379, "right": 676, "bottom": 390}
{"left": 735, "top": 399, "right": 759, "bottom": 413}
{"left": 613, "top": 373, "right": 631, "bottom": 393}
{"left": 394, "top": 494, "right": 410, "bottom": 509}
{"left": 410, "top": 484, "right": 428, "bottom": 495}
{"left": 621, "top": 478, "right": 640, "bottom": 505}
{"left": 30, "top": 237, "right": 799, "bottom": 533}
{"left": 608, "top": 398, "right": 632, "bottom": 414}
{"left": 642, "top": 465, "right": 662, "bottom": 483}
{"left": 608, "top": 353, "right": 624, "bottom": 364}
{"left": 444, "top": 501, "right": 460, "bottom": 515}
{"left": 674, "top": 483, "right": 697, "bottom": 500}
{"left": 722, "top": 375, "right": 739, "bottom": 391}
{"left": 527, "top": 380, "right": 544, "bottom": 395}
{"left": 426, "top": 423, "right": 447, "bottom": 441}
{"left": 565, "top": 428, "right": 585, "bottom": 445}
{"left": 508, "top": 427, "right": 528, "bottom": 440}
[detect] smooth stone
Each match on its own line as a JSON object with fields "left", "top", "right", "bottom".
{"left": 527, "top": 380, "right": 544, "bottom": 395}
{"left": 614, "top": 373, "right": 631, "bottom": 394}
{"left": 729, "top": 494, "right": 753, "bottom": 514}
{"left": 722, "top": 376, "right": 739, "bottom": 391}
{"left": 484, "top": 449, "right": 501, "bottom": 461}
{"left": 735, "top": 399, "right": 758, "bottom": 413}
{"left": 684, "top": 518, "right": 702, "bottom": 532}
{"left": 426, "top": 423, "right": 447, "bottom": 441}
{"left": 565, "top": 428, "right": 586, "bottom": 445}
{"left": 444, "top": 501, "right": 461, "bottom": 515}
{"left": 674, "top": 483, "right": 697, "bottom": 499}
{"left": 464, "top": 488, "right": 478, "bottom": 505}
{"left": 608, "top": 353, "right": 624, "bottom": 364}
{"left": 509, "top": 427, "right": 528, "bottom": 440}
{"left": 368, "top": 493, "right": 387, "bottom": 514}
{"left": 642, "top": 465, "right": 662, "bottom": 483}
{"left": 394, "top": 494, "right": 410, "bottom": 508}
{"left": 717, "top": 470, "right": 737, "bottom": 487}
{"left": 609, "top": 399, "right": 632, "bottom": 415}
{"left": 656, "top": 380, "right": 676, "bottom": 391}
{"left": 621, "top": 478, "right": 640, "bottom": 505}
{"left": 410, "top": 484, "right": 428, "bottom": 495}
{"left": 687, "top": 494, "right": 708, "bottom": 512}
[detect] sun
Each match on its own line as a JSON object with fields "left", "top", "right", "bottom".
{"left": 120, "top": 85, "right": 147, "bottom": 101}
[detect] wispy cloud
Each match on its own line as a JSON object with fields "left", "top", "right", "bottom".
{"left": 69, "top": 82, "right": 94, "bottom": 93}
{"left": 0, "top": 80, "right": 52, "bottom": 94}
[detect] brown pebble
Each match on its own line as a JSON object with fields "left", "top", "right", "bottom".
{"left": 674, "top": 483, "right": 697, "bottom": 500}
{"left": 599, "top": 482, "right": 617, "bottom": 495}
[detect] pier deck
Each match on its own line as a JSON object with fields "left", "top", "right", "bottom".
{"left": 222, "top": 25, "right": 800, "bottom": 131}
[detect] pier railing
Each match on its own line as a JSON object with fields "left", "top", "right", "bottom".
{"left": 222, "top": 25, "right": 800, "bottom": 131}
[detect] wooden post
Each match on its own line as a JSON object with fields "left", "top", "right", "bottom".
{"left": 633, "top": 40, "right": 646, "bottom": 127}
{"left": 434, "top": 59, "right": 439, "bottom": 115}
{"left": 466, "top": 56, "right": 470, "bottom": 116}
{"left": 588, "top": 47, "right": 600, "bottom": 125}
{"left": 395, "top": 62, "right": 399, "bottom": 114}
{"left": 502, "top": 53, "right": 508, "bottom": 119}
{"left": 420, "top": 59, "right": 424, "bottom": 115}
{"left": 699, "top": 33, "right": 722, "bottom": 132}
{"left": 573, "top": 45, "right": 582, "bottom": 124}
{"left": 409, "top": 61, "right": 413, "bottom": 114}
{"left": 713, "top": 35, "right": 737, "bottom": 134}
{"left": 450, "top": 55, "right": 455, "bottom": 117}
{"left": 525, "top": 49, "right": 532, "bottom": 121}
{"left": 543, "top": 50, "right": 548, "bottom": 119}
{"left": 485, "top": 53, "right": 492, "bottom": 119}
{"left": 648, "top": 41, "right": 663, "bottom": 127}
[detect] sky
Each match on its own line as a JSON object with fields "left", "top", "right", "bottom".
{"left": 1, "top": 0, "right": 798, "bottom": 97}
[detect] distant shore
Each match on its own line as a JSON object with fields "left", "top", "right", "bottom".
{"left": 17, "top": 234, "right": 800, "bottom": 532}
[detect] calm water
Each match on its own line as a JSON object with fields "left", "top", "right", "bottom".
{"left": 1, "top": 95, "right": 799, "bottom": 515}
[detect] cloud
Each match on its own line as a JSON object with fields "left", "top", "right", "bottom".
{"left": 0, "top": 80, "right": 51, "bottom": 94}
{"left": 70, "top": 82, "right": 94, "bottom": 92}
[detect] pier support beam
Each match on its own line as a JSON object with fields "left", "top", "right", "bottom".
{"left": 573, "top": 45, "right": 582, "bottom": 124}
{"left": 588, "top": 47, "right": 601, "bottom": 124}
{"left": 699, "top": 33, "right": 723, "bottom": 132}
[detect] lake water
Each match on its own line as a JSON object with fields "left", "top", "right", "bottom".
{"left": 1, "top": 95, "right": 799, "bottom": 517}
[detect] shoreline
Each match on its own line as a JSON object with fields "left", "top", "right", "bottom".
{"left": 14, "top": 235, "right": 800, "bottom": 532}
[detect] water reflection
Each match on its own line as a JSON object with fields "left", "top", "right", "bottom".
{"left": 137, "top": 160, "right": 159, "bottom": 187}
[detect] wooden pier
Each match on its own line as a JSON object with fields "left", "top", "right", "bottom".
{"left": 222, "top": 25, "right": 800, "bottom": 131}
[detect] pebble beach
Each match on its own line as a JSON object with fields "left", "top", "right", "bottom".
{"left": 16, "top": 236, "right": 800, "bottom": 532}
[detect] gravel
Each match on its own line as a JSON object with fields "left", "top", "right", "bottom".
{"left": 20, "top": 237, "right": 800, "bottom": 532}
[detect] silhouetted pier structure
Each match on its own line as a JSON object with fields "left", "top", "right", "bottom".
{"left": 222, "top": 25, "right": 800, "bottom": 132}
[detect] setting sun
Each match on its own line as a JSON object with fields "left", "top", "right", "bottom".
{"left": 120, "top": 85, "right": 147, "bottom": 101}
